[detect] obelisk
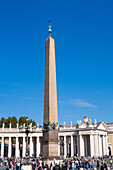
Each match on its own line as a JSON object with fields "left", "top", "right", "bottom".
{"left": 42, "top": 20, "right": 59, "bottom": 159}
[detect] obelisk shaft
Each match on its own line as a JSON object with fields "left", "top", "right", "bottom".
{"left": 44, "top": 37, "right": 58, "bottom": 124}
{"left": 42, "top": 21, "right": 59, "bottom": 159}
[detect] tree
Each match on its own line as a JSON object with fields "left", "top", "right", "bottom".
{"left": 5, "top": 118, "right": 9, "bottom": 128}
{"left": 32, "top": 121, "right": 36, "bottom": 126}
{"left": 59, "top": 125, "right": 63, "bottom": 127}
{"left": 0, "top": 117, "right": 5, "bottom": 127}
{"left": 11, "top": 117, "right": 17, "bottom": 128}
{"left": 0, "top": 116, "right": 36, "bottom": 128}
{"left": 5, "top": 117, "right": 12, "bottom": 128}
{"left": 19, "top": 117, "right": 27, "bottom": 126}
{"left": 1, "top": 117, "right": 5, "bottom": 123}
{"left": 19, "top": 117, "right": 36, "bottom": 127}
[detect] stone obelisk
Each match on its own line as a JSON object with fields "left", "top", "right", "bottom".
{"left": 42, "top": 20, "right": 59, "bottom": 159}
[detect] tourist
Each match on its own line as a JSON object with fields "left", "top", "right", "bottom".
{"left": 16, "top": 161, "right": 20, "bottom": 170}
{"left": 9, "top": 160, "right": 12, "bottom": 169}
{"left": 42, "top": 160, "right": 45, "bottom": 168}
{"left": 69, "top": 161, "right": 72, "bottom": 170}
{"left": 20, "top": 161, "right": 23, "bottom": 170}
{"left": 36, "top": 165, "right": 43, "bottom": 170}
{"left": 37, "top": 160, "right": 40, "bottom": 167}
{"left": 74, "top": 161, "right": 76, "bottom": 170}
{"left": 104, "top": 162, "right": 107, "bottom": 170}
{"left": 75, "top": 159, "right": 78, "bottom": 169}
{"left": 6, "top": 165, "right": 9, "bottom": 170}
{"left": 32, "top": 160, "right": 37, "bottom": 170}
{"left": 100, "top": 162, "right": 104, "bottom": 170}
{"left": 88, "top": 160, "right": 92, "bottom": 168}
{"left": 67, "top": 161, "right": 70, "bottom": 169}
{"left": 71, "top": 161, "right": 74, "bottom": 170}
{"left": 53, "top": 163, "right": 60, "bottom": 170}
{"left": 110, "top": 159, "right": 112, "bottom": 168}
{"left": 97, "top": 160, "right": 100, "bottom": 169}
{"left": 62, "top": 163, "right": 67, "bottom": 170}
{"left": 85, "top": 160, "right": 88, "bottom": 169}
{"left": 54, "top": 159, "right": 56, "bottom": 165}
{"left": 45, "top": 164, "right": 49, "bottom": 170}
{"left": 13, "top": 161, "right": 16, "bottom": 169}
{"left": 79, "top": 160, "right": 83, "bottom": 169}
{"left": 50, "top": 162, "right": 52, "bottom": 170}
{"left": 5, "top": 159, "right": 7, "bottom": 166}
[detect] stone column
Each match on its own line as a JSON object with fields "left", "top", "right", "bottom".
{"left": 82, "top": 135, "right": 85, "bottom": 156}
{"left": 37, "top": 137, "right": 40, "bottom": 157}
{"left": 105, "top": 135, "right": 107, "bottom": 155}
{"left": 67, "top": 137, "right": 69, "bottom": 157}
{"left": 79, "top": 135, "right": 82, "bottom": 156}
{"left": 105, "top": 135, "right": 108, "bottom": 155}
{"left": 86, "top": 136, "right": 88, "bottom": 157}
{"left": 98, "top": 135, "right": 102, "bottom": 156}
{"left": 64, "top": 136, "right": 67, "bottom": 158}
{"left": 16, "top": 137, "right": 19, "bottom": 157}
{"left": 102, "top": 135, "right": 106, "bottom": 155}
{"left": 94, "top": 135, "right": 98, "bottom": 156}
{"left": 79, "top": 135, "right": 84, "bottom": 156}
{"left": 90, "top": 134, "right": 94, "bottom": 157}
{"left": 30, "top": 136, "right": 33, "bottom": 157}
{"left": 77, "top": 135, "right": 80, "bottom": 156}
{"left": 73, "top": 136, "right": 75, "bottom": 156}
{"left": 84, "top": 135, "right": 87, "bottom": 157}
{"left": 8, "top": 137, "right": 11, "bottom": 157}
{"left": 71, "top": 135, "right": 74, "bottom": 157}
{"left": 23, "top": 137, "right": 25, "bottom": 157}
{"left": 1, "top": 137, "right": 4, "bottom": 158}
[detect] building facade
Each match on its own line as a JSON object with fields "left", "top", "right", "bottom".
{"left": 0, "top": 115, "right": 112, "bottom": 158}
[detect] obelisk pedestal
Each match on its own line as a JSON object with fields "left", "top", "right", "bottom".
{"left": 42, "top": 21, "right": 59, "bottom": 160}
{"left": 42, "top": 130, "right": 59, "bottom": 159}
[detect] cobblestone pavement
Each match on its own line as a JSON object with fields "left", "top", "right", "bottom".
{"left": 0, "top": 165, "right": 6, "bottom": 170}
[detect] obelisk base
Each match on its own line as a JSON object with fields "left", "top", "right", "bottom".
{"left": 42, "top": 130, "right": 60, "bottom": 160}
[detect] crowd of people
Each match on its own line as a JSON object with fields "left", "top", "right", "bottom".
{"left": 0, "top": 157, "right": 112, "bottom": 170}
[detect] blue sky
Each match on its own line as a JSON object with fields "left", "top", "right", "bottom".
{"left": 0, "top": 0, "right": 113, "bottom": 125}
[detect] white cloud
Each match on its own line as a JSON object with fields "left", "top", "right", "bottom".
{"left": 72, "top": 99, "right": 96, "bottom": 108}
{"left": 59, "top": 98, "right": 97, "bottom": 108}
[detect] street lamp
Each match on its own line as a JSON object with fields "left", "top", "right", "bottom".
{"left": 19, "top": 117, "right": 36, "bottom": 165}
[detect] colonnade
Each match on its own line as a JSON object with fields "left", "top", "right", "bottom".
{"left": 59, "top": 134, "right": 108, "bottom": 158}
{"left": 0, "top": 136, "right": 41, "bottom": 158}
{"left": 0, "top": 134, "right": 108, "bottom": 158}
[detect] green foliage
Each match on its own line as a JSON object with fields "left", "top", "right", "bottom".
{"left": 0, "top": 117, "right": 5, "bottom": 127}
{"left": 32, "top": 121, "right": 36, "bottom": 126}
{"left": 11, "top": 117, "right": 17, "bottom": 128}
{"left": 19, "top": 117, "right": 36, "bottom": 126}
{"left": 19, "top": 117, "right": 27, "bottom": 126}
{"left": 5, "top": 118, "right": 9, "bottom": 128}
{"left": 0, "top": 116, "right": 36, "bottom": 128}
{"left": 4, "top": 117, "right": 17, "bottom": 128}
{"left": 59, "top": 125, "right": 63, "bottom": 127}
{"left": 1, "top": 117, "right": 5, "bottom": 123}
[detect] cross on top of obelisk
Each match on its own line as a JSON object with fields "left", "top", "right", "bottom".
{"left": 48, "top": 19, "right": 52, "bottom": 37}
